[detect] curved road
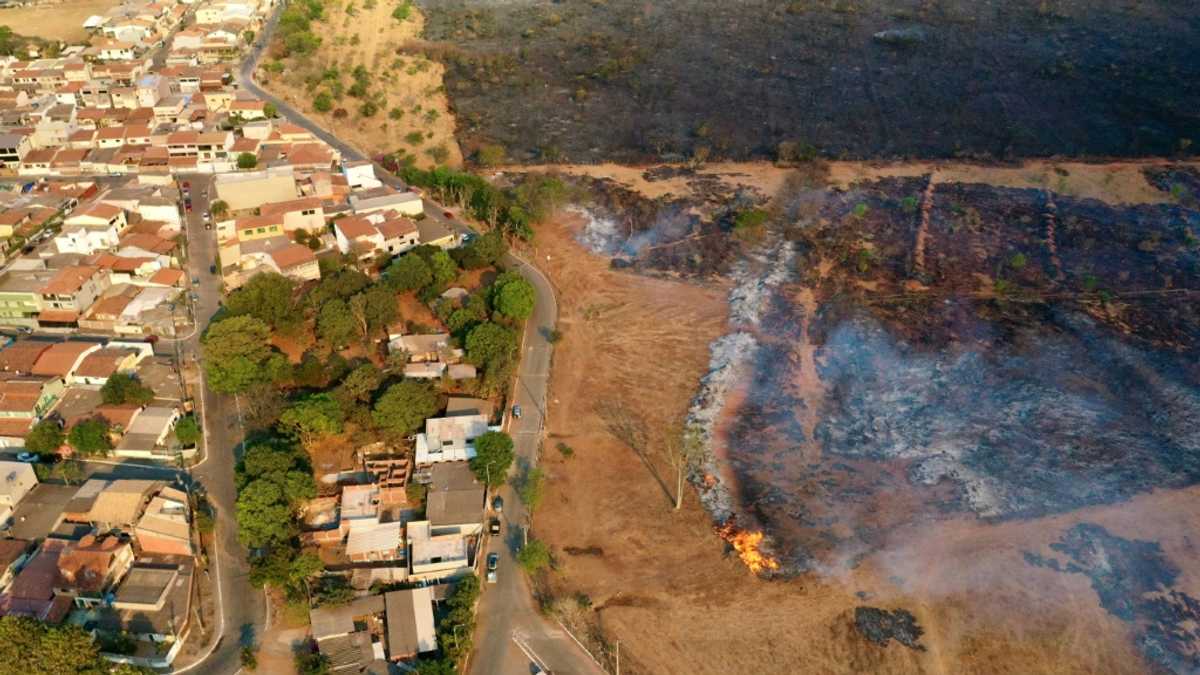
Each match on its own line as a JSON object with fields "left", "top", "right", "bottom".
{"left": 236, "top": 9, "right": 603, "bottom": 675}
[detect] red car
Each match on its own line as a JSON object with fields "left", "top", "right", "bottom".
{"left": 443, "top": 210, "right": 453, "bottom": 218}
{"left": 182, "top": 181, "right": 191, "bottom": 189}
{"left": 185, "top": 200, "right": 193, "bottom": 212}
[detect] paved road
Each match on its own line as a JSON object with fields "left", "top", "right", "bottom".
{"left": 172, "top": 175, "right": 264, "bottom": 675}
{"left": 238, "top": 14, "right": 602, "bottom": 675}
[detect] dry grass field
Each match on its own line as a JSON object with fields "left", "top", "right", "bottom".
{"left": 0, "top": 0, "right": 116, "bottom": 43}
{"left": 258, "top": 0, "right": 462, "bottom": 168}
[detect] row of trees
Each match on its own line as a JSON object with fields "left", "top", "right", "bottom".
{"left": 0, "top": 615, "right": 154, "bottom": 674}
{"left": 396, "top": 167, "right": 573, "bottom": 240}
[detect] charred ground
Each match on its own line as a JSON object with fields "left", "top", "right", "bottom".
{"left": 418, "top": 0, "right": 1200, "bottom": 163}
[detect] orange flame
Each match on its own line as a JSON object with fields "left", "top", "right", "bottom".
{"left": 716, "top": 520, "right": 780, "bottom": 575}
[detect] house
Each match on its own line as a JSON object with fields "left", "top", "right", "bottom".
{"left": 423, "top": 462, "right": 484, "bottom": 536}
{"left": 0, "top": 539, "right": 32, "bottom": 592}
{"left": 0, "top": 461, "right": 38, "bottom": 525}
{"left": 387, "top": 333, "right": 453, "bottom": 363}
{"left": 333, "top": 216, "right": 384, "bottom": 259}
{"left": 260, "top": 196, "right": 324, "bottom": 233}
{"left": 0, "top": 133, "right": 32, "bottom": 168}
{"left": 266, "top": 243, "right": 320, "bottom": 282}
{"left": 39, "top": 266, "right": 112, "bottom": 326}
{"left": 309, "top": 595, "right": 387, "bottom": 673}
{"left": 377, "top": 216, "right": 420, "bottom": 256}
{"left": 133, "top": 486, "right": 191, "bottom": 556}
{"left": 0, "top": 269, "right": 56, "bottom": 328}
{"left": 416, "top": 217, "right": 459, "bottom": 249}
{"left": 346, "top": 520, "right": 403, "bottom": 563}
{"left": 384, "top": 587, "right": 436, "bottom": 660}
{"left": 89, "top": 560, "right": 194, "bottom": 667}
{"left": 114, "top": 405, "right": 183, "bottom": 460}
{"left": 0, "top": 377, "right": 66, "bottom": 439}
{"left": 415, "top": 412, "right": 488, "bottom": 466}
{"left": 75, "top": 479, "right": 163, "bottom": 530}
{"left": 0, "top": 341, "right": 54, "bottom": 375}
{"left": 342, "top": 160, "right": 382, "bottom": 190}
{"left": 54, "top": 534, "right": 134, "bottom": 607}
{"left": 348, "top": 189, "right": 423, "bottom": 217}
{"left": 71, "top": 347, "right": 143, "bottom": 385}
{"left": 0, "top": 539, "right": 73, "bottom": 623}
{"left": 407, "top": 520, "right": 470, "bottom": 580}
{"left": 30, "top": 341, "right": 101, "bottom": 379}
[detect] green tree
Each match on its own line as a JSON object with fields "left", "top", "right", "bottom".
{"left": 0, "top": 616, "right": 134, "bottom": 674}
{"left": 242, "top": 30, "right": 255, "bottom": 44}
{"left": 203, "top": 316, "right": 275, "bottom": 394}
{"left": 24, "top": 419, "right": 63, "bottom": 456}
{"left": 348, "top": 285, "right": 397, "bottom": 340}
{"left": 68, "top": 417, "right": 112, "bottom": 456}
{"left": 100, "top": 372, "right": 155, "bottom": 406}
{"left": 174, "top": 415, "right": 201, "bottom": 446}
{"left": 237, "top": 152, "right": 258, "bottom": 169}
{"left": 465, "top": 322, "right": 517, "bottom": 370}
{"left": 384, "top": 253, "right": 432, "bottom": 292}
{"left": 517, "top": 539, "right": 551, "bottom": 573}
{"left": 476, "top": 143, "right": 506, "bottom": 167}
{"left": 519, "top": 466, "right": 546, "bottom": 512}
{"left": 225, "top": 272, "right": 298, "bottom": 330}
{"left": 337, "top": 364, "right": 383, "bottom": 404}
{"left": 317, "top": 298, "right": 357, "bottom": 347}
{"left": 210, "top": 199, "right": 229, "bottom": 217}
{"left": 279, "top": 393, "right": 345, "bottom": 446}
{"left": 314, "top": 91, "right": 333, "bottom": 112}
{"left": 454, "top": 230, "right": 508, "bottom": 269}
{"left": 494, "top": 276, "right": 535, "bottom": 320}
{"left": 469, "top": 431, "right": 514, "bottom": 487}
{"left": 51, "top": 459, "right": 84, "bottom": 486}
{"left": 372, "top": 380, "right": 438, "bottom": 437}
{"left": 295, "top": 651, "right": 331, "bottom": 675}
{"left": 264, "top": 102, "right": 278, "bottom": 118}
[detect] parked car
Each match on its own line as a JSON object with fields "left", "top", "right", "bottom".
{"left": 205, "top": 222, "right": 212, "bottom": 230}
{"left": 184, "top": 200, "right": 193, "bottom": 212}
{"left": 203, "top": 211, "right": 211, "bottom": 221}
{"left": 191, "top": 276, "right": 199, "bottom": 284}
{"left": 181, "top": 181, "right": 191, "bottom": 189}
{"left": 15, "top": 452, "right": 37, "bottom": 463}
{"left": 512, "top": 404, "right": 522, "bottom": 419}
{"left": 489, "top": 518, "right": 501, "bottom": 536}
{"left": 190, "top": 292, "right": 199, "bottom": 301}
{"left": 210, "top": 264, "right": 217, "bottom": 274}
{"left": 492, "top": 496, "right": 503, "bottom": 513}
{"left": 486, "top": 553, "right": 499, "bottom": 583}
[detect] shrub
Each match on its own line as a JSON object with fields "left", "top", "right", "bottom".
{"left": 733, "top": 208, "right": 768, "bottom": 230}
{"left": 517, "top": 539, "right": 551, "bottom": 573}
{"left": 314, "top": 91, "right": 333, "bottom": 112}
{"left": 388, "top": 107, "right": 404, "bottom": 120}
{"left": 425, "top": 145, "right": 449, "bottom": 163}
{"left": 404, "top": 131, "right": 424, "bottom": 145}
{"left": 556, "top": 441, "right": 574, "bottom": 458}
{"left": 392, "top": 1, "right": 411, "bottom": 21}
{"left": 237, "top": 152, "right": 258, "bottom": 169}
{"left": 476, "top": 143, "right": 505, "bottom": 167}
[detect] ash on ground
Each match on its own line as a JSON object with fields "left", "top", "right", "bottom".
{"left": 1026, "top": 523, "right": 1200, "bottom": 674}
{"left": 853, "top": 607, "right": 926, "bottom": 651}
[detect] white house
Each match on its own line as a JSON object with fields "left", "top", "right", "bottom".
{"left": 414, "top": 413, "right": 489, "bottom": 465}
{"left": 348, "top": 190, "right": 423, "bottom": 217}
{"left": 0, "top": 461, "right": 37, "bottom": 527}
{"left": 342, "top": 161, "right": 382, "bottom": 190}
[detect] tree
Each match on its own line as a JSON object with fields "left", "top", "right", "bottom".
{"left": 0, "top": 616, "right": 132, "bottom": 675}
{"left": 518, "top": 466, "right": 545, "bottom": 512}
{"left": 242, "top": 30, "right": 255, "bottom": 44}
{"left": 51, "top": 459, "right": 84, "bottom": 486}
{"left": 476, "top": 143, "right": 505, "bottom": 167}
{"left": 249, "top": 548, "right": 322, "bottom": 593}
{"left": 237, "top": 475, "right": 299, "bottom": 548}
{"left": 225, "top": 272, "right": 298, "bottom": 330}
{"left": 237, "top": 152, "right": 258, "bottom": 169}
{"left": 24, "top": 419, "right": 63, "bottom": 456}
{"left": 336, "top": 364, "right": 383, "bottom": 404}
{"left": 100, "top": 372, "right": 155, "bottom": 406}
{"left": 174, "top": 415, "right": 201, "bottom": 447}
{"left": 664, "top": 425, "right": 705, "bottom": 510}
{"left": 465, "top": 322, "right": 517, "bottom": 370}
{"left": 384, "top": 253, "right": 432, "bottom": 292}
{"left": 494, "top": 276, "right": 535, "bottom": 320}
{"left": 295, "top": 651, "right": 331, "bottom": 675}
{"left": 68, "top": 417, "right": 112, "bottom": 456}
{"left": 454, "top": 230, "right": 507, "bottom": 269}
{"left": 317, "top": 298, "right": 357, "bottom": 347}
{"left": 203, "top": 316, "right": 275, "bottom": 394}
{"left": 423, "top": 248, "right": 458, "bottom": 296}
{"left": 372, "top": 380, "right": 437, "bottom": 438}
{"left": 264, "top": 102, "right": 278, "bottom": 118}
{"left": 210, "top": 199, "right": 229, "bottom": 217}
{"left": 313, "top": 91, "right": 333, "bottom": 112}
{"left": 517, "top": 539, "right": 551, "bottom": 573}
{"left": 278, "top": 393, "right": 344, "bottom": 447}
{"left": 469, "top": 431, "right": 514, "bottom": 487}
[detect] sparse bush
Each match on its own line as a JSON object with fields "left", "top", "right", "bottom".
{"left": 313, "top": 91, "right": 333, "bottom": 112}
{"left": 392, "top": 0, "right": 412, "bottom": 21}
{"left": 359, "top": 100, "right": 379, "bottom": 117}
{"left": 425, "top": 145, "right": 449, "bottom": 163}
{"left": 734, "top": 208, "right": 768, "bottom": 230}
{"left": 901, "top": 195, "right": 920, "bottom": 213}
{"left": 518, "top": 539, "right": 551, "bottom": 573}
{"left": 1009, "top": 253, "right": 1028, "bottom": 270}
{"left": 404, "top": 131, "right": 424, "bottom": 145}
{"left": 477, "top": 143, "right": 505, "bottom": 167}
{"left": 388, "top": 107, "right": 404, "bottom": 120}
{"left": 556, "top": 441, "right": 574, "bottom": 458}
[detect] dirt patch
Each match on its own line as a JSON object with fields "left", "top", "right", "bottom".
{"left": 259, "top": 2, "right": 462, "bottom": 168}
{"left": 422, "top": 0, "right": 1200, "bottom": 163}
{"left": 0, "top": 0, "right": 118, "bottom": 43}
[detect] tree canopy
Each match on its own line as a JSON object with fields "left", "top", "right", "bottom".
{"left": 235, "top": 441, "right": 316, "bottom": 549}
{"left": 372, "top": 380, "right": 438, "bottom": 438}
{"left": 203, "top": 316, "right": 278, "bottom": 394}
{"left": 0, "top": 616, "right": 155, "bottom": 675}
{"left": 454, "top": 230, "right": 508, "bottom": 270}
{"left": 68, "top": 417, "right": 112, "bottom": 456}
{"left": 174, "top": 415, "right": 201, "bottom": 447}
{"left": 317, "top": 298, "right": 357, "bottom": 347}
{"left": 24, "top": 419, "right": 63, "bottom": 456}
{"left": 384, "top": 253, "right": 432, "bottom": 292}
{"left": 278, "top": 393, "right": 345, "bottom": 445}
{"left": 348, "top": 285, "right": 397, "bottom": 340}
{"left": 225, "top": 272, "right": 298, "bottom": 331}
{"left": 100, "top": 372, "right": 155, "bottom": 406}
{"left": 465, "top": 322, "right": 518, "bottom": 369}
{"left": 494, "top": 275, "right": 535, "bottom": 320}
{"left": 470, "top": 431, "right": 514, "bottom": 487}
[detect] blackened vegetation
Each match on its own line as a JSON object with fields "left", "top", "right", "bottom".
{"left": 703, "top": 173, "right": 1200, "bottom": 566}
{"left": 1144, "top": 166, "right": 1200, "bottom": 209}
{"left": 419, "top": 0, "right": 1200, "bottom": 163}
{"left": 853, "top": 607, "right": 926, "bottom": 651}
{"left": 1026, "top": 524, "right": 1200, "bottom": 674}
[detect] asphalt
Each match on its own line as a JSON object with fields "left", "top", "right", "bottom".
{"left": 225, "top": 11, "right": 603, "bottom": 674}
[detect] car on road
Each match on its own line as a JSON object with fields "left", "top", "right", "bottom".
{"left": 492, "top": 496, "right": 503, "bottom": 513}
{"left": 489, "top": 517, "right": 501, "bottom": 536}
{"left": 203, "top": 211, "right": 211, "bottom": 221}
{"left": 512, "top": 404, "right": 522, "bottom": 419}
{"left": 182, "top": 181, "right": 190, "bottom": 189}
{"left": 205, "top": 222, "right": 211, "bottom": 230}
{"left": 190, "top": 292, "right": 199, "bottom": 301}
{"left": 486, "top": 552, "right": 499, "bottom": 583}
{"left": 15, "top": 452, "right": 37, "bottom": 463}
{"left": 184, "top": 200, "right": 192, "bottom": 212}
{"left": 191, "top": 276, "right": 199, "bottom": 284}
{"left": 210, "top": 264, "right": 217, "bottom": 274}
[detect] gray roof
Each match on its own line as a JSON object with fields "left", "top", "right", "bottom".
{"left": 310, "top": 594, "right": 385, "bottom": 639}
{"left": 385, "top": 587, "right": 436, "bottom": 658}
{"left": 416, "top": 217, "right": 453, "bottom": 244}
{"left": 317, "top": 631, "right": 374, "bottom": 672}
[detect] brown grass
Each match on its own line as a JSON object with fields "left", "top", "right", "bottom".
{"left": 0, "top": 0, "right": 118, "bottom": 43}
{"left": 258, "top": 2, "right": 462, "bottom": 168}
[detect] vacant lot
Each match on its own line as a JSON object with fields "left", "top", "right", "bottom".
{"left": 0, "top": 0, "right": 117, "bottom": 43}
{"left": 421, "top": 0, "right": 1200, "bottom": 164}
{"left": 260, "top": 0, "right": 462, "bottom": 168}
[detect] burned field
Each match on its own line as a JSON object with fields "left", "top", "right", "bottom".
{"left": 418, "top": 0, "right": 1200, "bottom": 163}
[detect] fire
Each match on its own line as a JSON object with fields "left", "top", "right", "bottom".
{"left": 716, "top": 520, "right": 780, "bottom": 575}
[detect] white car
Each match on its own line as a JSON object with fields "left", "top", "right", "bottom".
{"left": 486, "top": 552, "right": 499, "bottom": 583}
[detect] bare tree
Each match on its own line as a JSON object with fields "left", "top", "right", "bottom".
{"left": 663, "top": 424, "right": 704, "bottom": 510}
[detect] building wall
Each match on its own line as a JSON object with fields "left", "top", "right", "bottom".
{"left": 215, "top": 172, "right": 296, "bottom": 211}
